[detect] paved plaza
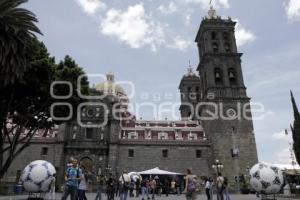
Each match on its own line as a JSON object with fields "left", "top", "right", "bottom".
{"left": 0, "top": 193, "right": 298, "bottom": 200}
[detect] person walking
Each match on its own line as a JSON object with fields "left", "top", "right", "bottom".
{"left": 77, "top": 166, "right": 88, "bottom": 200}
{"left": 223, "top": 177, "right": 231, "bottom": 200}
{"left": 119, "top": 170, "right": 131, "bottom": 200}
{"left": 171, "top": 179, "right": 176, "bottom": 194}
{"left": 141, "top": 178, "right": 149, "bottom": 200}
{"left": 135, "top": 178, "right": 141, "bottom": 197}
{"left": 129, "top": 179, "right": 135, "bottom": 197}
{"left": 150, "top": 178, "right": 156, "bottom": 199}
{"left": 106, "top": 174, "right": 115, "bottom": 200}
{"left": 95, "top": 175, "right": 105, "bottom": 200}
{"left": 184, "top": 169, "right": 197, "bottom": 200}
{"left": 216, "top": 173, "right": 224, "bottom": 200}
{"left": 61, "top": 159, "right": 82, "bottom": 200}
{"left": 164, "top": 179, "right": 170, "bottom": 197}
{"left": 209, "top": 177, "right": 214, "bottom": 200}
{"left": 205, "top": 178, "right": 211, "bottom": 200}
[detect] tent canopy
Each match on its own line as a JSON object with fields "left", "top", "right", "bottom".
{"left": 137, "top": 167, "right": 182, "bottom": 175}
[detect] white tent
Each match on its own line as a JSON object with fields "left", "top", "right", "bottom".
{"left": 137, "top": 167, "right": 182, "bottom": 175}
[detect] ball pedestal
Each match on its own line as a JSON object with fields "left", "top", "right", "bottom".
{"left": 261, "top": 194, "right": 276, "bottom": 200}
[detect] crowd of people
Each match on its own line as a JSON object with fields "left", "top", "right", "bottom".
{"left": 61, "top": 159, "right": 232, "bottom": 200}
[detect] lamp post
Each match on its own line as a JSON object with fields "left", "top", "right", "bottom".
{"left": 212, "top": 159, "right": 224, "bottom": 174}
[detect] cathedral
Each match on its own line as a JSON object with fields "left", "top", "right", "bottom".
{"left": 2, "top": 7, "right": 258, "bottom": 189}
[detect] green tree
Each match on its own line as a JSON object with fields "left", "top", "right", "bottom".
{"left": 0, "top": 38, "right": 89, "bottom": 180}
{"left": 0, "top": 0, "right": 42, "bottom": 86}
{"left": 291, "top": 91, "right": 300, "bottom": 165}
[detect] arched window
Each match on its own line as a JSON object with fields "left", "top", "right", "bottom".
{"left": 212, "top": 42, "right": 219, "bottom": 52}
{"left": 224, "top": 42, "right": 231, "bottom": 52}
{"left": 228, "top": 68, "right": 237, "bottom": 85}
{"left": 223, "top": 32, "right": 230, "bottom": 40}
{"left": 214, "top": 68, "right": 223, "bottom": 85}
{"left": 211, "top": 31, "right": 217, "bottom": 40}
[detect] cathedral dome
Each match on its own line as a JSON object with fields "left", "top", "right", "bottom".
{"left": 95, "top": 72, "right": 126, "bottom": 96}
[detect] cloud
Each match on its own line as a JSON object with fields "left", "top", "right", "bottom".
{"left": 100, "top": 3, "right": 191, "bottom": 52}
{"left": 272, "top": 130, "right": 292, "bottom": 141}
{"left": 100, "top": 4, "right": 166, "bottom": 51}
{"left": 75, "top": 0, "right": 106, "bottom": 15}
{"left": 235, "top": 21, "right": 256, "bottom": 47}
{"left": 158, "top": 2, "right": 178, "bottom": 14}
{"left": 284, "top": 0, "right": 300, "bottom": 21}
{"left": 168, "top": 36, "right": 192, "bottom": 51}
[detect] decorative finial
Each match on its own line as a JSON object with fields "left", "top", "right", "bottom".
{"left": 187, "top": 61, "right": 194, "bottom": 76}
{"left": 208, "top": 0, "right": 217, "bottom": 19}
{"left": 106, "top": 72, "right": 114, "bottom": 82}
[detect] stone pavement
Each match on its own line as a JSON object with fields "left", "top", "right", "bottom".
{"left": 0, "top": 193, "right": 298, "bottom": 200}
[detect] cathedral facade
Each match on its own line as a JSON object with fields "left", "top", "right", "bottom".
{"left": 2, "top": 9, "right": 258, "bottom": 190}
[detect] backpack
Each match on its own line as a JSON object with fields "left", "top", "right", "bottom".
{"left": 187, "top": 177, "right": 196, "bottom": 193}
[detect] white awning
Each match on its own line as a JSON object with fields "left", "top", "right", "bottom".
{"left": 137, "top": 167, "right": 182, "bottom": 175}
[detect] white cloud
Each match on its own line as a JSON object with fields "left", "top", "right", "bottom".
{"left": 168, "top": 36, "right": 192, "bottom": 51}
{"left": 284, "top": 0, "right": 300, "bottom": 21}
{"left": 235, "top": 21, "right": 256, "bottom": 47}
{"left": 100, "top": 3, "right": 191, "bottom": 52}
{"left": 75, "top": 0, "right": 106, "bottom": 15}
{"left": 184, "top": 14, "right": 192, "bottom": 25}
{"left": 100, "top": 4, "right": 166, "bottom": 51}
{"left": 158, "top": 2, "right": 178, "bottom": 14}
{"left": 272, "top": 130, "right": 292, "bottom": 141}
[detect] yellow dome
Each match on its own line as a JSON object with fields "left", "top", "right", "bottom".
{"left": 95, "top": 73, "right": 126, "bottom": 96}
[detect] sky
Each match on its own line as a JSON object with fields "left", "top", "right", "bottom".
{"left": 25, "top": 0, "right": 300, "bottom": 166}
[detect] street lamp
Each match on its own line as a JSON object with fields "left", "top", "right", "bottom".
{"left": 212, "top": 159, "right": 224, "bottom": 174}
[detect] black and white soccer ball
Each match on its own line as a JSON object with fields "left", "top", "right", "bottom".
{"left": 20, "top": 160, "right": 56, "bottom": 193}
{"left": 249, "top": 163, "right": 284, "bottom": 194}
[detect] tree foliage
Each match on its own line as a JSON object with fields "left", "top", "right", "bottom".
{"left": 0, "top": 38, "right": 89, "bottom": 180}
{"left": 0, "top": 0, "right": 42, "bottom": 86}
{"left": 291, "top": 91, "right": 300, "bottom": 165}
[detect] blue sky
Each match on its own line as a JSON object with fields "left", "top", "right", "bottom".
{"left": 25, "top": 0, "right": 300, "bottom": 165}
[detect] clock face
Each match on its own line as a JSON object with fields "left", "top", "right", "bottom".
{"left": 226, "top": 108, "right": 237, "bottom": 119}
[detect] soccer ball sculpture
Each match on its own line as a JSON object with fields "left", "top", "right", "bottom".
{"left": 21, "top": 160, "right": 56, "bottom": 193}
{"left": 249, "top": 163, "right": 284, "bottom": 194}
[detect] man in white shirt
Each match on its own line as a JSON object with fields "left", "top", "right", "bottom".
{"left": 119, "top": 170, "right": 131, "bottom": 200}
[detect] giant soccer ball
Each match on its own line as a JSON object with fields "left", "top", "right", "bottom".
{"left": 20, "top": 160, "right": 56, "bottom": 193}
{"left": 249, "top": 163, "right": 284, "bottom": 194}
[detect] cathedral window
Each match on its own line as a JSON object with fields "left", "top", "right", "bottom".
{"left": 158, "top": 132, "right": 168, "bottom": 140}
{"left": 86, "top": 128, "right": 93, "bottom": 139}
{"left": 223, "top": 32, "right": 229, "bottom": 40}
{"left": 162, "top": 149, "right": 168, "bottom": 158}
{"left": 128, "top": 132, "right": 138, "bottom": 139}
{"left": 214, "top": 68, "right": 223, "bottom": 85}
{"left": 212, "top": 42, "right": 219, "bottom": 52}
{"left": 211, "top": 31, "right": 217, "bottom": 40}
{"left": 196, "top": 150, "right": 202, "bottom": 158}
{"left": 128, "top": 149, "right": 134, "bottom": 158}
{"left": 41, "top": 147, "right": 48, "bottom": 156}
{"left": 224, "top": 42, "right": 231, "bottom": 52}
{"left": 228, "top": 68, "right": 237, "bottom": 85}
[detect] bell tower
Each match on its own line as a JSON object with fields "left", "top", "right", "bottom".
{"left": 193, "top": 6, "right": 258, "bottom": 185}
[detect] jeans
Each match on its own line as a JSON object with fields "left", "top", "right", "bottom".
{"left": 142, "top": 187, "right": 149, "bottom": 199}
{"left": 61, "top": 185, "right": 77, "bottom": 200}
{"left": 95, "top": 188, "right": 102, "bottom": 200}
{"left": 206, "top": 188, "right": 211, "bottom": 200}
{"left": 120, "top": 189, "right": 128, "bottom": 200}
{"left": 223, "top": 187, "right": 231, "bottom": 200}
{"left": 78, "top": 189, "right": 87, "bottom": 200}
